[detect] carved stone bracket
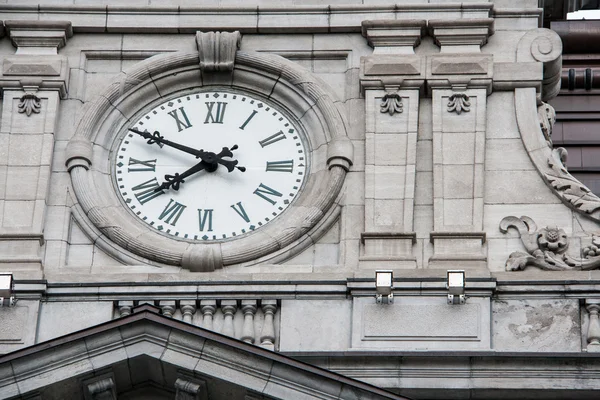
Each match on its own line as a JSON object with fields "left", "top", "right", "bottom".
{"left": 361, "top": 19, "right": 426, "bottom": 54}
{"left": 174, "top": 377, "right": 207, "bottom": 400}
{"left": 380, "top": 93, "right": 403, "bottom": 115}
{"left": 500, "top": 215, "right": 600, "bottom": 271}
{"left": 447, "top": 93, "right": 470, "bottom": 114}
{"left": 17, "top": 92, "right": 41, "bottom": 116}
{"left": 196, "top": 30, "right": 241, "bottom": 73}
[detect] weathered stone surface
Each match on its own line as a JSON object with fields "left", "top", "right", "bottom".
{"left": 493, "top": 299, "right": 581, "bottom": 352}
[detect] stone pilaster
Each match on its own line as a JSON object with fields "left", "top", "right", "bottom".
{"left": 0, "top": 21, "right": 71, "bottom": 273}
{"left": 359, "top": 20, "right": 425, "bottom": 269}
{"left": 427, "top": 20, "right": 493, "bottom": 269}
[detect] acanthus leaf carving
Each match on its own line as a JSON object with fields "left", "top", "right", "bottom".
{"left": 545, "top": 148, "right": 600, "bottom": 214}
{"left": 380, "top": 93, "right": 403, "bottom": 116}
{"left": 500, "top": 215, "right": 600, "bottom": 271}
{"left": 17, "top": 93, "right": 41, "bottom": 116}
{"left": 447, "top": 93, "right": 470, "bottom": 114}
{"left": 537, "top": 101, "right": 556, "bottom": 145}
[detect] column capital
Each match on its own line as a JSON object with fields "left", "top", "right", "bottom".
{"left": 428, "top": 18, "right": 494, "bottom": 53}
{"left": 362, "top": 19, "right": 426, "bottom": 54}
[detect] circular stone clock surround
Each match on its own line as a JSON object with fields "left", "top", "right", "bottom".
{"left": 66, "top": 50, "right": 353, "bottom": 271}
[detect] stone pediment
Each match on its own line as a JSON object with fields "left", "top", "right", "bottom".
{"left": 0, "top": 304, "right": 410, "bottom": 400}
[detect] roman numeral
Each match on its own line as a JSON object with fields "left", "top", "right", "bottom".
{"left": 132, "top": 178, "right": 164, "bottom": 204}
{"left": 204, "top": 102, "right": 227, "bottom": 124}
{"left": 258, "top": 130, "right": 286, "bottom": 148}
{"left": 128, "top": 158, "right": 157, "bottom": 172}
{"left": 168, "top": 107, "right": 192, "bottom": 132}
{"left": 266, "top": 160, "right": 294, "bottom": 173}
{"left": 239, "top": 110, "right": 258, "bottom": 130}
{"left": 230, "top": 201, "right": 250, "bottom": 223}
{"left": 253, "top": 183, "right": 283, "bottom": 205}
{"left": 198, "top": 209, "right": 213, "bottom": 231}
{"left": 158, "top": 199, "right": 187, "bottom": 226}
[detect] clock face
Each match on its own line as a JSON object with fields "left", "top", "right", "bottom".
{"left": 113, "top": 90, "right": 308, "bottom": 241}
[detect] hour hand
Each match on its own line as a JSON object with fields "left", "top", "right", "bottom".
{"left": 129, "top": 128, "right": 204, "bottom": 159}
{"left": 156, "top": 160, "right": 208, "bottom": 192}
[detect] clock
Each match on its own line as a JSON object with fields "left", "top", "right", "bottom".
{"left": 114, "top": 90, "right": 308, "bottom": 241}
{"left": 66, "top": 41, "right": 352, "bottom": 271}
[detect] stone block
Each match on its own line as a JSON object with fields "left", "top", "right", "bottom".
{"left": 486, "top": 91, "right": 519, "bottom": 139}
{"left": 442, "top": 165, "right": 474, "bottom": 199}
{"left": 373, "top": 165, "right": 406, "bottom": 199}
{"left": 351, "top": 296, "right": 491, "bottom": 350}
{"left": 441, "top": 101, "right": 477, "bottom": 133}
{"left": 485, "top": 170, "right": 562, "bottom": 205}
{"left": 416, "top": 139, "right": 433, "bottom": 172}
{"left": 492, "top": 299, "right": 581, "bottom": 352}
{"left": 414, "top": 171, "right": 433, "bottom": 206}
{"left": 442, "top": 198, "right": 474, "bottom": 227}
{"left": 374, "top": 96, "right": 409, "bottom": 133}
{"left": 442, "top": 132, "right": 475, "bottom": 164}
{"left": 418, "top": 98, "right": 433, "bottom": 140}
{"left": 314, "top": 243, "right": 339, "bottom": 265}
{"left": 485, "top": 138, "right": 535, "bottom": 171}
{"left": 2, "top": 200, "right": 35, "bottom": 227}
{"left": 37, "top": 301, "right": 114, "bottom": 343}
{"left": 344, "top": 99, "right": 365, "bottom": 140}
{"left": 280, "top": 299, "right": 351, "bottom": 351}
{"left": 8, "top": 134, "right": 44, "bottom": 166}
{"left": 372, "top": 199, "right": 406, "bottom": 229}
{"left": 487, "top": 237, "right": 524, "bottom": 272}
{"left": 67, "top": 244, "right": 94, "bottom": 267}
{"left": 241, "top": 34, "right": 313, "bottom": 51}
{"left": 5, "top": 166, "right": 40, "bottom": 201}
{"left": 374, "top": 133, "right": 407, "bottom": 166}
{"left": 361, "top": 232, "right": 416, "bottom": 260}
{"left": 414, "top": 205, "right": 433, "bottom": 239}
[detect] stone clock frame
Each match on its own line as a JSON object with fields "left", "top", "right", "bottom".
{"left": 65, "top": 31, "right": 353, "bottom": 272}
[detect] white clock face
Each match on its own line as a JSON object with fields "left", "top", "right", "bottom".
{"left": 114, "top": 90, "right": 308, "bottom": 241}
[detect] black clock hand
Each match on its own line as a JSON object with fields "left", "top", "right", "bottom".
{"left": 129, "top": 128, "right": 206, "bottom": 159}
{"left": 156, "top": 160, "right": 208, "bottom": 192}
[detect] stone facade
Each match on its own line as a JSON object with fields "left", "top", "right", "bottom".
{"left": 0, "top": 1, "right": 599, "bottom": 399}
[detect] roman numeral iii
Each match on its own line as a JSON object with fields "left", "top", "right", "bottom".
{"left": 132, "top": 178, "right": 164, "bottom": 205}
{"left": 253, "top": 183, "right": 283, "bottom": 205}
{"left": 128, "top": 158, "right": 157, "bottom": 172}
{"left": 198, "top": 209, "right": 214, "bottom": 231}
{"left": 205, "top": 102, "right": 227, "bottom": 124}
{"left": 266, "top": 160, "right": 294, "bottom": 173}
{"left": 158, "top": 199, "right": 187, "bottom": 226}
{"left": 167, "top": 107, "right": 192, "bottom": 132}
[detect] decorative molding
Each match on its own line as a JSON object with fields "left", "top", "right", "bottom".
{"left": 446, "top": 93, "right": 470, "bottom": 114}
{"left": 500, "top": 215, "right": 600, "bottom": 271}
{"left": 585, "top": 299, "right": 600, "bottom": 353}
{"left": 545, "top": 148, "right": 600, "bottom": 214}
{"left": 17, "top": 93, "right": 41, "bottom": 117}
{"left": 380, "top": 93, "right": 403, "bottom": 115}
{"left": 196, "top": 30, "right": 241, "bottom": 72}
{"left": 428, "top": 18, "right": 494, "bottom": 52}
{"left": 4, "top": 20, "right": 73, "bottom": 53}
{"left": 515, "top": 88, "right": 600, "bottom": 222}
{"left": 174, "top": 377, "right": 206, "bottom": 400}
{"left": 361, "top": 19, "right": 426, "bottom": 54}
{"left": 86, "top": 377, "right": 116, "bottom": 400}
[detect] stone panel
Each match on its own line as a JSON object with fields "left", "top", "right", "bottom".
{"left": 37, "top": 301, "right": 114, "bottom": 342}
{"left": 352, "top": 296, "right": 491, "bottom": 350}
{"left": 0, "top": 300, "right": 39, "bottom": 353}
{"left": 492, "top": 299, "right": 581, "bottom": 352}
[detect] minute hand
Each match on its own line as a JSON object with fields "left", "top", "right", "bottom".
{"left": 129, "top": 128, "right": 205, "bottom": 159}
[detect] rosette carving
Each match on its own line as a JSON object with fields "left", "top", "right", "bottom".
{"left": 500, "top": 215, "right": 600, "bottom": 271}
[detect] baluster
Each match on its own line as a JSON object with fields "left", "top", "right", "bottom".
{"left": 587, "top": 299, "right": 600, "bottom": 352}
{"left": 221, "top": 299, "right": 238, "bottom": 338}
{"left": 180, "top": 300, "right": 196, "bottom": 324}
{"left": 200, "top": 300, "right": 217, "bottom": 331}
{"left": 160, "top": 300, "right": 176, "bottom": 318}
{"left": 260, "top": 300, "right": 277, "bottom": 350}
{"left": 117, "top": 300, "right": 133, "bottom": 318}
{"left": 240, "top": 300, "right": 257, "bottom": 344}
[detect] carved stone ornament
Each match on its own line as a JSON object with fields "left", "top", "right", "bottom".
{"left": 538, "top": 101, "right": 556, "bottom": 145}
{"left": 380, "top": 93, "right": 403, "bottom": 115}
{"left": 17, "top": 93, "right": 41, "bottom": 116}
{"left": 545, "top": 147, "right": 600, "bottom": 214}
{"left": 196, "top": 31, "right": 241, "bottom": 72}
{"left": 500, "top": 215, "right": 600, "bottom": 271}
{"left": 447, "top": 93, "right": 470, "bottom": 114}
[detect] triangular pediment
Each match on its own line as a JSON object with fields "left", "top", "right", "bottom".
{"left": 0, "top": 305, "right": 410, "bottom": 400}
